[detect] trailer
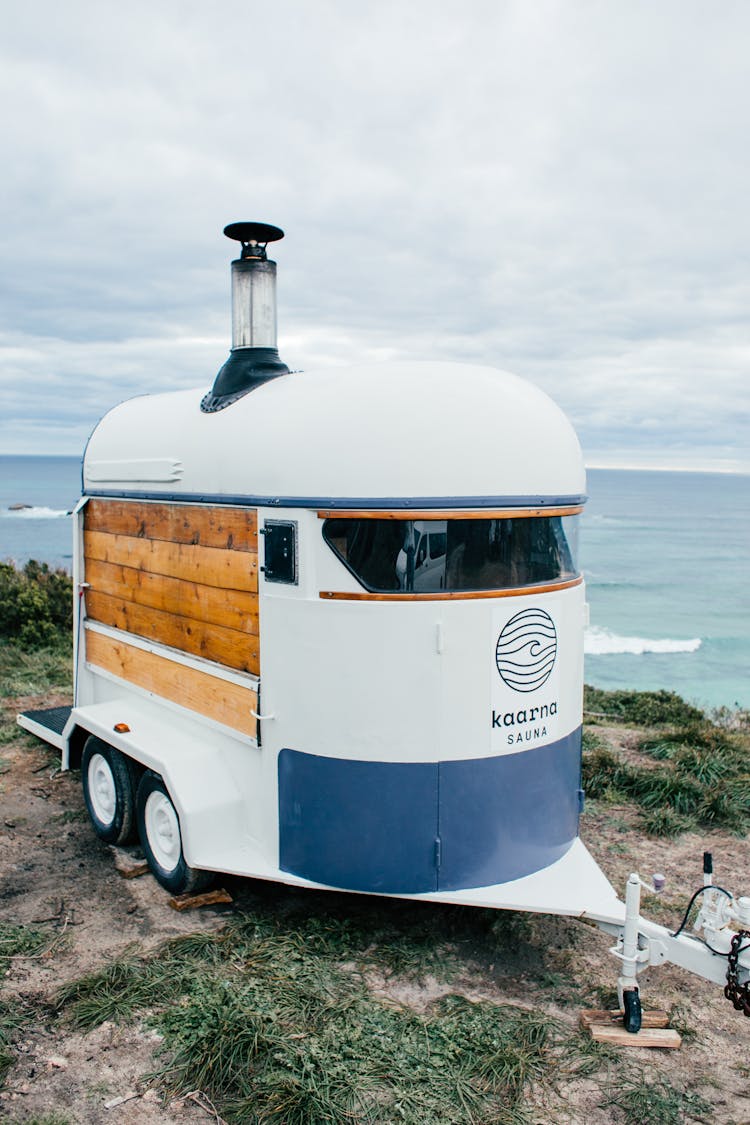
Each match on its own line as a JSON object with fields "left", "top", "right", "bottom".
{"left": 20, "top": 222, "right": 750, "bottom": 1034}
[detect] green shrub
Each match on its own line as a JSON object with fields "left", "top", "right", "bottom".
{"left": 581, "top": 744, "right": 628, "bottom": 799}
{"left": 583, "top": 686, "right": 704, "bottom": 727}
{"left": 0, "top": 561, "right": 72, "bottom": 648}
{"left": 639, "top": 807, "right": 692, "bottom": 837}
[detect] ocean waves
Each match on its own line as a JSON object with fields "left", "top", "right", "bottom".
{"left": 1, "top": 506, "right": 71, "bottom": 519}
{"left": 585, "top": 626, "right": 701, "bottom": 656}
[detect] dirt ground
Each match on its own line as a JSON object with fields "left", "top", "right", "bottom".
{"left": 1, "top": 693, "right": 749, "bottom": 1124}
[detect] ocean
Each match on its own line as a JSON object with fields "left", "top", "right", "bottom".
{"left": 0, "top": 456, "right": 747, "bottom": 711}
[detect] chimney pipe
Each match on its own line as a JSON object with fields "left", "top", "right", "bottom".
{"left": 201, "top": 221, "right": 290, "bottom": 413}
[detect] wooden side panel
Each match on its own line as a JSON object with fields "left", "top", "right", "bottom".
{"left": 85, "top": 499, "right": 257, "bottom": 551}
{"left": 84, "top": 531, "right": 258, "bottom": 592}
{"left": 86, "top": 591, "right": 259, "bottom": 676}
{"left": 83, "top": 500, "right": 260, "bottom": 676}
{"left": 84, "top": 560, "right": 259, "bottom": 635}
{"left": 85, "top": 630, "right": 257, "bottom": 739}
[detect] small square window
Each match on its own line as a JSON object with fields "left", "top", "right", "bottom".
{"left": 262, "top": 520, "right": 298, "bottom": 584}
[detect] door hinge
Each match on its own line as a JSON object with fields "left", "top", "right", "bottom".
{"left": 434, "top": 836, "right": 442, "bottom": 869}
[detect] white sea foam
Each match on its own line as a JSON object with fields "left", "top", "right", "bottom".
{"left": 1, "top": 506, "right": 70, "bottom": 519}
{"left": 585, "top": 626, "right": 702, "bottom": 656}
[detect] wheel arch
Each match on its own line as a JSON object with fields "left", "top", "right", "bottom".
{"left": 65, "top": 724, "right": 89, "bottom": 771}
{"left": 67, "top": 724, "right": 146, "bottom": 789}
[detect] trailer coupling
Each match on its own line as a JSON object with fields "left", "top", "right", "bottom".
{"left": 599, "top": 852, "right": 750, "bottom": 1032}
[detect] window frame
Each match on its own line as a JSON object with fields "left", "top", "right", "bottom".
{"left": 319, "top": 508, "right": 583, "bottom": 598}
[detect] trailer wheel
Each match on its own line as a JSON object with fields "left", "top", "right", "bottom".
{"left": 136, "top": 771, "right": 212, "bottom": 895}
{"left": 81, "top": 736, "right": 137, "bottom": 845}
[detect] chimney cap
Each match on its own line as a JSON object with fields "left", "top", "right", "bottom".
{"left": 224, "top": 221, "right": 284, "bottom": 246}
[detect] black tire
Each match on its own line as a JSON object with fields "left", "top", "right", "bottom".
{"left": 623, "top": 987, "right": 642, "bottom": 1034}
{"left": 136, "top": 770, "right": 212, "bottom": 895}
{"left": 81, "top": 736, "right": 137, "bottom": 845}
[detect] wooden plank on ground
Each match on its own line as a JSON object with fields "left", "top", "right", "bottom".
{"left": 84, "top": 530, "right": 258, "bottom": 592}
{"left": 586, "top": 1023, "right": 681, "bottom": 1049}
{"left": 579, "top": 1009, "right": 670, "bottom": 1030}
{"left": 86, "top": 590, "right": 259, "bottom": 675}
{"left": 84, "top": 559, "right": 259, "bottom": 634}
{"left": 85, "top": 630, "right": 257, "bottom": 738}
{"left": 110, "top": 847, "right": 150, "bottom": 879}
{"left": 85, "top": 499, "right": 257, "bottom": 552}
{"left": 168, "top": 888, "right": 234, "bottom": 912}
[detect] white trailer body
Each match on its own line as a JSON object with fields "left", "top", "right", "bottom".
{"left": 58, "top": 360, "right": 621, "bottom": 923}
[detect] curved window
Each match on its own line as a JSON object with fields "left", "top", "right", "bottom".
{"left": 322, "top": 515, "right": 580, "bottom": 593}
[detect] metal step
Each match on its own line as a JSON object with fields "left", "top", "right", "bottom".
{"left": 17, "top": 705, "right": 72, "bottom": 750}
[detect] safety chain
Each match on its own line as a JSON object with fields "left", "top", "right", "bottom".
{"left": 724, "top": 931, "right": 750, "bottom": 1016}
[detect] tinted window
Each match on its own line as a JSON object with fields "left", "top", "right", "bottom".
{"left": 322, "top": 516, "right": 580, "bottom": 593}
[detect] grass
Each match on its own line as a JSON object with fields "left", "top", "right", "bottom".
{"left": 582, "top": 710, "right": 750, "bottom": 837}
{"left": 0, "top": 922, "right": 50, "bottom": 977}
{"left": 52, "top": 899, "right": 716, "bottom": 1123}
{"left": 0, "top": 640, "right": 72, "bottom": 702}
{"left": 0, "top": 999, "right": 30, "bottom": 1085}
{"left": 0, "top": 638, "right": 72, "bottom": 757}
{"left": 55, "top": 905, "right": 580, "bottom": 1124}
{"left": 601, "top": 1071, "right": 711, "bottom": 1124}
{"left": 0, "top": 924, "right": 51, "bottom": 1083}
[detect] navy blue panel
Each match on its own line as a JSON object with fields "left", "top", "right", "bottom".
{"left": 437, "top": 729, "right": 582, "bottom": 891}
{"left": 278, "top": 749, "right": 439, "bottom": 893}
{"left": 85, "top": 489, "right": 587, "bottom": 510}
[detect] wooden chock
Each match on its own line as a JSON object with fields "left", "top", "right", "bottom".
{"left": 579, "top": 1009, "right": 681, "bottom": 1048}
{"left": 168, "top": 888, "right": 234, "bottom": 912}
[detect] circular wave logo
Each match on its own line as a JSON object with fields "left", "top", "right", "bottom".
{"left": 495, "top": 608, "right": 557, "bottom": 693}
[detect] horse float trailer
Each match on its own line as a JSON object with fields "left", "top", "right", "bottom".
{"left": 20, "top": 222, "right": 750, "bottom": 1034}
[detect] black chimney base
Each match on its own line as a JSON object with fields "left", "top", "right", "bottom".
{"left": 200, "top": 347, "right": 290, "bottom": 413}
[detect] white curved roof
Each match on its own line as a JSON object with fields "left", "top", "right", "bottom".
{"left": 83, "top": 361, "right": 585, "bottom": 505}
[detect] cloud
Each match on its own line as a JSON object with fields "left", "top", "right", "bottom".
{"left": 1, "top": 0, "right": 749, "bottom": 468}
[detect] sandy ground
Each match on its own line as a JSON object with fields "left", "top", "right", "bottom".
{"left": 1, "top": 697, "right": 750, "bottom": 1124}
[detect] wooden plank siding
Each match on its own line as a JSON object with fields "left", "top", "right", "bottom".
{"left": 85, "top": 499, "right": 258, "bottom": 551}
{"left": 84, "top": 530, "right": 257, "bottom": 591}
{"left": 85, "top": 591, "right": 260, "bottom": 674}
{"left": 85, "top": 630, "right": 257, "bottom": 739}
{"left": 83, "top": 500, "right": 260, "bottom": 679}
{"left": 84, "top": 560, "right": 259, "bottom": 636}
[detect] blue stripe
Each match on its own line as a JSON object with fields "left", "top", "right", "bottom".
{"left": 83, "top": 489, "right": 587, "bottom": 510}
{"left": 438, "top": 730, "right": 581, "bottom": 890}
{"left": 279, "top": 751, "right": 439, "bottom": 893}
{"left": 278, "top": 730, "right": 582, "bottom": 894}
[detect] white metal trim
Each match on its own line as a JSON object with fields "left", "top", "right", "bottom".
{"left": 16, "top": 713, "right": 66, "bottom": 751}
{"left": 86, "top": 457, "right": 184, "bottom": 483}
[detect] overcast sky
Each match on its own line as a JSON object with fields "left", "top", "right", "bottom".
{"left": 1, "top": 0, "right": 749, "bottom": 471}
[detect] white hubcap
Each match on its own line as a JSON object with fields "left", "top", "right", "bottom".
{"left": 88, "top": 753, "right": 117, "bottom": 826}
{"left": 144, "top": 790, "right": 181, "bottom": 873}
